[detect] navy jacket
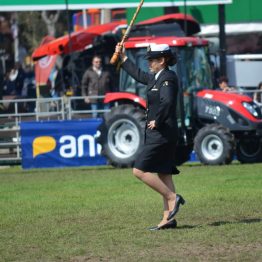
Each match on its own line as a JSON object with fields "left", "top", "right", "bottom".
{"left": 122, "top": 59, "right": 179, "bottom": 144}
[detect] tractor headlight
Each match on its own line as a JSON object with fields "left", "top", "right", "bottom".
{"left": 242, "top": 102, "right": 260, "bottom": 118}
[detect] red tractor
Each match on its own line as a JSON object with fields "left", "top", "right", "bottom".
{"left": 98, "top": 14, "right": 262, "bottom": 167}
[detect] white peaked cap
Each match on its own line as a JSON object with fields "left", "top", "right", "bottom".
{"left": 145, "top": 43, "right": 175, "bottom": 64}
{"left": 149, "top": 43, "right": 170, "bottom": 52}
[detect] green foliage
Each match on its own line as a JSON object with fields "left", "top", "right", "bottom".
{"left": 17, "top": 12, "right": 46, "bottom": 54}
{"left": 0, "top": 163, "right": 261, "bottom": 261}
{"left": 17, "top": 11, "right": 70, "bottom": 55}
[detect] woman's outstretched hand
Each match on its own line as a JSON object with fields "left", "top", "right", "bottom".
{"left": 115, "top": 43, "right": 127, "bottom": 62}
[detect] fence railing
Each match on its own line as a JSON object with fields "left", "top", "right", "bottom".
{"left": 0, "top": 90, "right": 261, "bottom": 163}
{"left": 0, "top": 96, "right": 107, "bottom": 163}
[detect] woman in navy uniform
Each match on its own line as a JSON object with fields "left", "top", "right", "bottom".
{"left": 115, "top": 43, "right": 185, "bottom": 230}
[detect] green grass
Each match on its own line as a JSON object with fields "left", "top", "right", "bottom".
{"left": 0, "top": 163, "right": 261, "bottom": 262}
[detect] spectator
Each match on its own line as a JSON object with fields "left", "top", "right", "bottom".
{"left": 21, "top": 64, "right": 35, "bottom": 98}
{"left": 218, "top": 75, "right": 235, "bottom": 92}
{"left": 3, "top": 63, "right": 25, "bottom": 96}
{"left": 23, "top": 64, "right": 36, "bottom": 112}
{"left": 81, "top": 55, "right": 112, "bottom": 118}
{"left": 3, "top": 71, "right": 16, "bottom": 96}
{"left": 253, "top": 82, "right": 262, "bottom": 105}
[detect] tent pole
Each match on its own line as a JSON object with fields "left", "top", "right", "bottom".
{"left": 184, "top": 0, "right": 187, "bottom": 35}
{"left": 83, "top": 9, "right": 87, "bottom": 29}
{"left": 218, "top": 4, "right": 227, "bottom": 77}
{"left": 65, "top": 0, "right": 75, "bottom": 95}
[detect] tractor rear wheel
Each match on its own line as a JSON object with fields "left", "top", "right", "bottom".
{"left": 194, "top": 124, "right": 235, "bottom": 165}
{"left": 97, "top": 105, "right": 145, "bottom": 168}
{"left": 236, "top": 137, "right": 262, "bottom": 163}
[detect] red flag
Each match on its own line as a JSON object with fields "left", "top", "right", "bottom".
{"left": 34, "top": 36, "right": 57, "bottom": 85}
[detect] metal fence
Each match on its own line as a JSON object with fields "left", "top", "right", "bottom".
{"left": 0, "top": 96, "right": 107, "bottom": 163}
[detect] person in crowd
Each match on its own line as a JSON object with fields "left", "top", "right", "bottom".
{"left": 3, "top": 63, "right": 25, "bottom": 96}
{"left": 21, "top": 64, "right": 35, "bottom": 98}
{"left": 81, "top": 55, "right": 112, "bottom": 118}
{"left": 218, "top": 75, "right": 235, "bottom": 92}
{"left": 114, "top": 42, "right": 185, "bottom": 230}
{"left": 253, "top": 82, "right": 262, "bottom": 105}
{"left": 3, "top": 71, "right": 16, "bottom": 95}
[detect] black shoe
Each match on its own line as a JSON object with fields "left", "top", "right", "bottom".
{"left": 148, "top": 225, "right": 159, "bottom": 231}
{"left": 167, "top": 194, "right": 185, "bottom": 221}
{"left": 148, "top": 219, "right": 177, "bottom": 231}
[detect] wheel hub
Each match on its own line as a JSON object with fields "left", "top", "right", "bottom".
{"left": 201, "top": 134, "right": 223, "bottom": 160}
{"left": 108, "top": 119, "right": 140, "bottom": 159}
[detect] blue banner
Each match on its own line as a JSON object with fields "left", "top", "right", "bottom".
{"left": 20, "top": 119, "right": 106, "bottom": 169}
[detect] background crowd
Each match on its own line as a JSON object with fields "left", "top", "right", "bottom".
{"left": 0, "top": 55, "right": 262, "bottom": 114}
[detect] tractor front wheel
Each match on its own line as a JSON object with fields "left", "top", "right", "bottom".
{"left": 194, "top": 124, "right": 235, "bottom": 165}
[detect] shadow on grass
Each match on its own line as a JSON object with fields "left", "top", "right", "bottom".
{"left": 176, "top": 224, "right": 200, "bottom": 229}
{"left": 23, "top": 165, "right": 115, "bottom": 174}
{"left": 184, "top": 161, "right": 242, "bottom": 168}
{"left": 176, "top": 218, "right": 261, "bottom": 230}
{"left": 209, "top": 218, "right": 261, "bottom": 227}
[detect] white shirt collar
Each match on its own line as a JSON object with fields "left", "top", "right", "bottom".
{"left": 93, "top": 66, "right": 102, "bottom": 76}
{"left": 155, "top": 69, "right": 164, "bottom": 80}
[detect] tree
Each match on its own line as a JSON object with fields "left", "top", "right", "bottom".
{"left": 17, "top": 11, "right": 46, "bottom": 55}
{"left": 18, "top": 11, "right": 69, "bottom": 56}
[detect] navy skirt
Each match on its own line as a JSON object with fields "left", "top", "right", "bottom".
{"left": 134, "top": 143, "right": 180, "bottom": 175}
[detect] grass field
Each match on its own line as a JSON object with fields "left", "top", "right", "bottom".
{"left": 0, "top": 163, "right": 261, "bottom": 262}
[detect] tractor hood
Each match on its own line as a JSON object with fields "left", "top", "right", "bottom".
{"left": 197, "top": 89, "right": 252, "bottom": 104}
{"left": 197, "top": 89, "right": 262, "bottom": 122}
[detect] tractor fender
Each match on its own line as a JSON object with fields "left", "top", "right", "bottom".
{"left": 104, "top": 92, "right": 146, "bottom": 109}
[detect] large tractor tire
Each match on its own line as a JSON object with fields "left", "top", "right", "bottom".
{"left": 236, "top": 137, "right": 262, "bottom": 163}
{"left": 97, "top": 105, "right": 145, "bottom": 168}
{"left": 194, "top": 124, "right": 235, "bottom": 165}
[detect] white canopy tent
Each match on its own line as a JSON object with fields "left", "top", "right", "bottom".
{"left": 200, "top": 23, "right": 262, "bottom": 36}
